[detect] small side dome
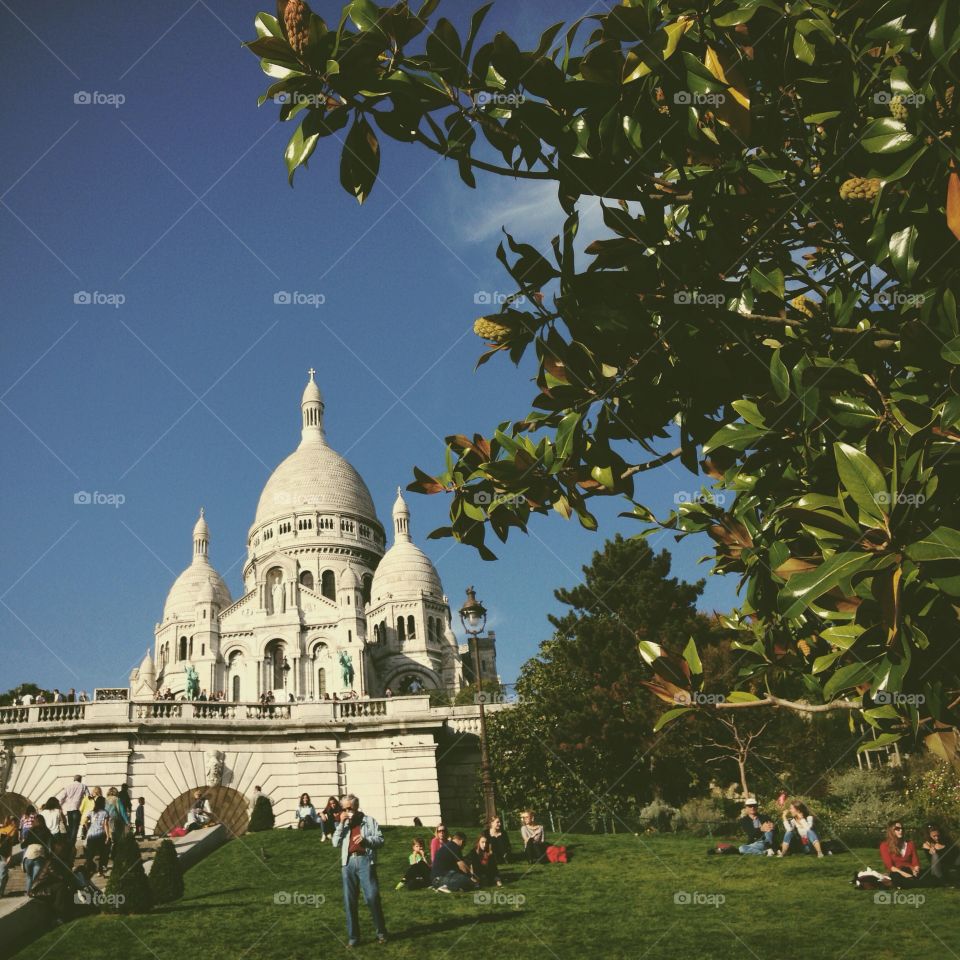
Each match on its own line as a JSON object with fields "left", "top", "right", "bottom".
{"left": 340, "top": 565, "right": 361, "bottom": 590}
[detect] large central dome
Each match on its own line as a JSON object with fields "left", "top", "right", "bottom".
{"left": 251, "top": 371, "right": 381, "bottom": 533}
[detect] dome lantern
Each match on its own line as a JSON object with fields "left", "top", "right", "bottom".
{"left": 301, "top": 367, "right": 325, "bottom": 443}
{"left": 193, "top": 507, "right": 209, "bottom": 560}
{"left": 393, "top": 487, "right": 411, "bottom": 542}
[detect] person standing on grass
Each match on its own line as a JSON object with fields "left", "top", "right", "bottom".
{"left": 881, "top": 821, "right": 921, "bottom": 886}
{"left": 520, "top": 810, "right": 548, "bottom": 863}
{"left": 778, "top": 802, "right": 824, "bottom": 858}
{"left": 57, "top": 775, "right": 89, "bottom": 847}
{"left": 333, "top": 793, "right": 387, "bottom": 947}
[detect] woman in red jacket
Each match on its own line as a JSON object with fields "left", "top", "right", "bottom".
{"left": 880, "top": 821, "right": 921, "bottom": 887}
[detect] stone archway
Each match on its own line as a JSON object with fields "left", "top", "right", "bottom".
{"left": 155, "top": 786, "right": 250, "bottom": 838}
{"left": 0, "top": 792, "right": 31, "bottom": 820}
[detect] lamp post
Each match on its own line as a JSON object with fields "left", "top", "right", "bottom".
{"left": 459, "top": 586, "right": 497, "bottom": 823}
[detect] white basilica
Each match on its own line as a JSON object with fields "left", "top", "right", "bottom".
{"left": 145, "top": 371, "right": 497, "bottom": 702}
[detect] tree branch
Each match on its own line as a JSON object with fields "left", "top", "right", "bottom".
{"left": 711, "top": 695, "right": 862, "bottom": 714}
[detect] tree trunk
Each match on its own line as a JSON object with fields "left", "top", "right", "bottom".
{"left": 737, "top": 755, "right": 749, "bottom": 798}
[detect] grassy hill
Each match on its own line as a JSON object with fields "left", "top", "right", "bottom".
{"left": 14, "top": 827, "right": 960, "bottom": 959}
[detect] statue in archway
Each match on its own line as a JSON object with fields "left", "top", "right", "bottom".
{"left": 185, "top": 664, "right": 200, "bottom": 700}
{"left": 339, "top": 650, "right": 354, "bottom": 688}
{"left": 205, "top": 749, "right": 225, "bottom": 787}
{"left": 271, "top": 574, "right": 285, "bottom": 614}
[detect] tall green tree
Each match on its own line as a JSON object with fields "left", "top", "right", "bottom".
{"left": 246, "top": 1, "right": 960, "bottom": 741}
{"left": 486, "top": 535, "right": 719, "bottom": 819}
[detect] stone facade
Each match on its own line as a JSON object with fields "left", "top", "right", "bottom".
{"left": 0, "top": 698, "right": 499, "bottom": 830}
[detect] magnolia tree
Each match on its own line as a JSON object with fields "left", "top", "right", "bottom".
{"left": 246, "top": 0, "right": 960, "bottom": 745}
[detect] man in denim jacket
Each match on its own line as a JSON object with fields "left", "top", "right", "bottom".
{"left": 332, "top": 793, "right": 387, "bottom": 947}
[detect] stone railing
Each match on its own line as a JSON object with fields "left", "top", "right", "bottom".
{"left": 0, "top": 694, "right": 502, "bottom": 729}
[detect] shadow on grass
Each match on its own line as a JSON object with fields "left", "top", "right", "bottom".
{"left": 386, "top": 910, "right": 527, "bottom": 941}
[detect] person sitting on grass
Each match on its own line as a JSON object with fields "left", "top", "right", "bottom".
{"left": 467, "top": 834, "right": 502, "bottom": 887}
{"left": 320, "top": 796, "right": 341, "bottom": 842}
{"left": 432, "top": 832, "right": 478, "bottom": 893}
{"left": 881, "top": 821, "right": 921, "bottom": 886}
{"left": 429, "top": 824, "right": 449, "bottom": 862}
{"left": 739, "top": 817, "right": 777, "bottom": 856}
{"left": 520, "top": 810, "right": 548, "bottom": 864}
{"left": 396, "top": 837, "right": 431, "bottom": 890}
{"left": 483, "top": 815, "right": 513, "bottom": 865}
{"left": 921, "top": 824, "right": 958, "bottom": 883}
{"left": 778, "top": 802, "right": 824, "bottom": 858}
{"left": 739, "top": 799, "right": 767, "bottom": 843}
{"left": 296, "top": 793, "right": 320, "bottom": 830}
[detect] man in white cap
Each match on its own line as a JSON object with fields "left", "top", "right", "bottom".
{"left": 738, "top": 798, "right": 776, "bottom": 855}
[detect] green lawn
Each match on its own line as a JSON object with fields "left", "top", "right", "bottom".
{"left": 14, "top": 828, "right": 960, "bottom": 960}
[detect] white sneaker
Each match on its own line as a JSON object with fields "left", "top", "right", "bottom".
{"left": 766, "top": 849, "right": 776, "bottom": 857}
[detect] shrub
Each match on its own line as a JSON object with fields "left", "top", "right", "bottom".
{"left": 904, "top": 761, "right": 960, "bottom": 828}
{"left": 676, "top": 796, "right": 729, "bottom": 836}
{"left": 248, "top": 794, "right": 275, "bottom": 832}
{"left": 105, "top": 832, "right": 153, "bottom": 914}
{"left": 148, "top": 839, "right": 184, "bottom": 904}
{"left": 638, "top": 799, "right": 679, "bottom": 832}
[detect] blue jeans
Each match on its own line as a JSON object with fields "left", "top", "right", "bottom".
{"left": 783, "top": 827, "right": 819, "bottom": 851}
{"left": 341, "top": 855, "right": 386, "bottom": 945}
{"left": 23, "top": 856, "right": 43, "bottom": 894}
{"left": 739, "top": 829, "right": 775, "bottom": 855}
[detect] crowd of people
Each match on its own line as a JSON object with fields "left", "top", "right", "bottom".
{"left": 733, "top": 797, "right": 959, "bottom": 886}
{"left": 8, "top": 689, "right": 90, "bottom": 705}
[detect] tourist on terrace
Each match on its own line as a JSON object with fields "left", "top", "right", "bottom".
{"left": 483, "top": 815, "right": 513, "bottom": 864}
{"left": 881, "top": 821, "right": 921, "bottom": 886}
{"left": 134, "top": 797, "right": 146, "bottom": 839}
{"left": 296, "top": 793, "right": 320, "bottom": 830}
{"left": 184, "top": 790, "right": 214, "bottom": 832}
{"left": 432, "top": 832, "right": 477, "bottom": 893}
{"left": 320, "top": 796, "right": 341, "bottom": 841}
{"left": 57, "top": 775, "right": 89, "bottom": 846}
{"left": 467, "top": 834, "right": 502, "bottom": 887}
{"left": 520, "top": 810, "right": 548, "bottom": 863}
{"left": 332, "top": 793, "right": 387, "bottom": 946}
{"left": 39, "top": 798, "right": 68, "bottom": 840}
{"left": 82, "top": 796, "right": 111, "bottom": 877}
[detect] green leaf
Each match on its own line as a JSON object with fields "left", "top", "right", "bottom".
{"left": 638, "top": 640, "right": 664, "bottom": 665}
{"left": 857, "top": 732, "right": 903, "bottom": 753}
{"left": 703, "top": 421, "right": 768, "bottom": 453}
{"left": 904, "top": 527, "right": 960, "bottom": 562}
{"left": 888, "top": 225, "right": 919, "bottom": 282}
{"left": 860, "top": 118, "right": 916, "bottom": 154}
{"left": 725, "top": 691, "right": 760, "bottom": 703}
{"left": 653, "top": 706, "right": 694, "bottom": 732}
{"left": 339, "top": 115, "right": 380, "bottom": 203}
{"left": 833, "top": 442, "right": 888, "bottom": 525}
{"left": 770, "top": 349, "right": 790, "bottom": 402}
{"left": 940, "top": 336, "right": 960, "bottom": 364}
{"left": 793, "top": 28, "right": 815, "bottom": 65}
{"left": 284, "top": 119, "right": 319, "bottom": 184}
{"left": 682, "top": 637, "right": 702, "bottom": 676}
{"left": 822, "top": 661, "right": 873, "bottom": 701}
{"left": 778, "top": 552, "right": 876, "bottom": 618}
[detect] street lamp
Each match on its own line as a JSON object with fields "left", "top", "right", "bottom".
{"left": 459, "top": 586, "right": 497, "bottom": 823}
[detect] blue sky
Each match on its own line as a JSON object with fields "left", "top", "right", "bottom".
{"left": 0, "top": 0, "right": 737, "bottom": 695}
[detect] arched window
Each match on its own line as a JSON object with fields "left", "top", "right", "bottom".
{"left": 178, "top": 636, "right": 187, "bottom": 661}
{"left": 232, "top": 675, "right": 241, "bottom": 701}
{"left": 427, "top": 618, "right": 435, "bottom": 644}
{"left": 317, "top": 667, "right": 327, "bottom": 696}
{"left": 321, "top": 569, "right": 336, "bottom": 600}
{"left": 362, "top": 574, "right": 372, "bottom": 606}
{"left": 373, "top": 623, "right": 380, "bottom": 643}
{"left": 189, "top": 637, "right": 194, "bottom": 658}
{"left": 396, "top": 617, "right": 406, "bottom": 646}
{"left": 407, "top": 615, "right": 416, "bottom": 640}
{"left": 299, "top": 570, "right": 314, "bottom": 590}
